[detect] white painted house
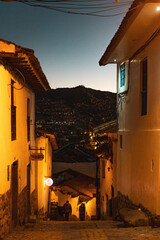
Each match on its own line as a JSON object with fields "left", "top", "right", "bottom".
{"left": 100, "top": 0, "right": 160, "bottom": 215}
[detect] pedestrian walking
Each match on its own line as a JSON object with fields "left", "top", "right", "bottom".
{"left": 63, "top": 200, "right": 72, "bottom": 221}
{"left": 79, "top": 203, "right": 85, "bottom": 221}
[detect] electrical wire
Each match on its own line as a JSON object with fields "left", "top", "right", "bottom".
{"left": 14, "top": 0, "right": 135, "bottom": 17}
{"left": 20, "top": 0, "right": 132, "bottom": 8}
{"left": 11, "top": 68, "right": 26, "bottom": 90}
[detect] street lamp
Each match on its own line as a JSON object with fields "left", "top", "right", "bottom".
{"left": 45, "top": 178, "right": 53, "bottom": 186}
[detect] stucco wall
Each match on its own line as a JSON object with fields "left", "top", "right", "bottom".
{"left": 117, "top": 34, "right": 160, "bottom": 214}
{"left": 51, "top": 190, "right": 96, "bottom": 219}
{"left": 36, "top": 136, "right": 52, "bottom": 215}
{"left": 0, "top": 64, "right": 36, "bottom": 194}
{"left": 99, "top": 133, "right": 117, "bottom": 219}
{"left": 0, "top": 65, "right": 12, "bottom": 194}
{"left": 0, "top": 63, "right": 36, "bottom": 236}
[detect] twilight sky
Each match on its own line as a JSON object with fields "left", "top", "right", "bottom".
{"left": 0, "top": 1, "right": 131, "bottom": 92}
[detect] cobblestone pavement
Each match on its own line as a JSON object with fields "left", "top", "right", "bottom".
{"left": 3, "top": 220, "right": 160, "bottom": 240}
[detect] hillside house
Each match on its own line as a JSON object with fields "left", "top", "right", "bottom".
{"left": 52, "top": 144, "right": 97, "bottom": 219}
{"left": 99, "top": 0, "right": 160, "bottom": 215}
{"left": 51, "top": 169, "right": 96, "bottom": 220}
{"left": 0, "top": 39, "right": 51, "bottom": 238}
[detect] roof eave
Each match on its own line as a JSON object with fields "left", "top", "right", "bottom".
{"left": 99, "top": 0, "right": 146, "bottom": 66}
{"left": 0, "top": 39, "right": 50, "bottom": 92}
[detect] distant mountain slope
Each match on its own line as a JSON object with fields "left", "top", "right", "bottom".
{"left": 36, "top": 86, "right": 117, "bottom": 135}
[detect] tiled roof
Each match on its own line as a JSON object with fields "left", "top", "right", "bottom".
{"left": 93, "top": 120, "right": 117, "bottom": 134}
{"left": 53, "top": 143, "right": 97, "bottom": 163}
{"left": 54, "top": 170, "right": 96, "bottom": 201}
{"left": 0, "top": 39, "right": 50, "bottom": 92}
{"left": 52, "top": 168, "right": 81, "bottom": 178}
{"left": 36, "top": 130, "right": 58, "bottom": 150}
{"left": 99, "top": 0, "right": 151, "bottom": 66}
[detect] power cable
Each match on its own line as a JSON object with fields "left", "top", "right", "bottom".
{"left": 14, "top": 0, "right": 134, "bottom": 17}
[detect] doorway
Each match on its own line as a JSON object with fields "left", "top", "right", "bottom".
{"left": 106, "top": 194, "right": 109, "bottom": 216}
{"left": 11, "top": 160, "right": 18, "bottom": 227}
{"left": 27, "top": 164, "right": 31, "bottom": 216}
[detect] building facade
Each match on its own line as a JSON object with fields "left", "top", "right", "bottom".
{"left": 51, "top": 169, "right": 96, "bottom": 220}
{"left": 0, "top": 39, "right": 51, "bottom": 238}
{"left": 100, "top": 0, "right": 160, "bottom": 215}
{"left": 93, "top": 121, "right": 117, "bottom": 219}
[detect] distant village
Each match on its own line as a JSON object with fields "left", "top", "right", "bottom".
{"left": 35, "top": 86, "right": 116, "bottom": 147}
{"left": 1, "top": 0, "right": 160, "bottom": 239}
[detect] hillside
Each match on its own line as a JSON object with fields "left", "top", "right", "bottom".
{"left": 36, "top": 86, "right": 117, "bottom": 144}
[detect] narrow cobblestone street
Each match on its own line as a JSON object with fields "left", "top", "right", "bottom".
{"left": 3, "top": 220, "right": 160, "bottom": 240}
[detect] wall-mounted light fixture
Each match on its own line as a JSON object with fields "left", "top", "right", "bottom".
{"left": 45, "top": 177, "right": 53, "bottom": 186}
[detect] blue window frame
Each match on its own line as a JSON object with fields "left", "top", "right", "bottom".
{"left": 120, "top": 63, "right": 125, "bottom": 87}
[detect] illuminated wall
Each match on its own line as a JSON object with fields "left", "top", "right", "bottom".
{"left": 51, "top": 190, "right": 96, "bottom": 219}
{"left": 117, "top": 34, "right": 160, "bottom": 214}
{"left": 99, "top": 133, "right": 117, "bottom": 219}
{"left": 36, "top": 136, "right": 52, "bottom": 215}
{"left": 0, "top": 41, "right": 51, "bottom": 239}
{"left": 0, "top": 62, "right": 37, "bottom": 232}
{"left": 0, "top": 64, "right": 36, "bottom": 193}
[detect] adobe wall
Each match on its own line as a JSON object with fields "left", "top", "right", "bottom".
{"left": 0, "top": 190, "right": 10, "bottom": 239}
{"left": 117, "top": 34, "right": 160, "bottom": 215}
{"left": 18, "top": 186, "right": 28, "bottom": 225}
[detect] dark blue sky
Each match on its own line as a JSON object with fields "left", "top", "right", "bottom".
{"left": 0, "top": 1, "right": 131, "bottom": 92}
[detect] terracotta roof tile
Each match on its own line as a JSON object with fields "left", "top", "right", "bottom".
{"left": 99, "top": 0, "right": 152, "bottom": 65}
{"left": 0, "top": 39, "right": 50, "bottom": 92}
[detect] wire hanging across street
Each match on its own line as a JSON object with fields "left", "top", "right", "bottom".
{"left": 1, "top": 0, "right": 136, "bottom": 17}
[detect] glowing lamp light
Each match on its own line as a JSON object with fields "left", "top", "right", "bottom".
{"left": 45, "top": 178, "right": 53, "bottom": 186}
{"left": 156, "top": 6, "right": 160, "bottom": 11}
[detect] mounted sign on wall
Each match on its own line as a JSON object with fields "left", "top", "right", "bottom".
{"left": 30, "top": 153, "right": 44, "bottom": 161}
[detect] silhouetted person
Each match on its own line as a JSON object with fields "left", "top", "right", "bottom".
{"left": 63, "top": 200, "right": 72, "bottom": 221}
{"left": 79, "top": 203, "right": 85, "bottom": 221}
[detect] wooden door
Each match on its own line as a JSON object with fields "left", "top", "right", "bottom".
{"left": 106, "top": 194, "right": 109, "bottom": 216}
{"left": 11, "top": 161, "right": 18, "bottom": 227}
{"left": 27, "top": 164, "right": 31, "bottom": 216}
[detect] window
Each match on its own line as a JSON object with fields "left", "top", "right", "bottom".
{"left": 11, "top": 80, "right": 16, "bottom": 141}
{"left": 27, "top": 98, "right": 30, "bottom": 141}
{"left": 111, "top": 185, "right": 114, "bottom": 198}
{"left": 7, "top": 165, "right": 10, "bottom": 181}
{"left": 11, "top": 80, "right": 14, "bottom": 106}
{"left": 141, "top": 58, "right": 147, "bottom": 116}
{"left": 102, "top": 160, "right": 105, "bottom": 178}
{"left": 120, "top": 63, "right": 125, "bottom": 87}
{"left": 120, "top": 135, "right": 122, "bottom": 149}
